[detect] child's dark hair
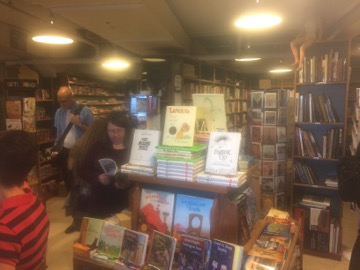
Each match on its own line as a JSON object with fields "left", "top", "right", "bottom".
{"left": 0, "top": 130, "right": 37, "bottom": 187}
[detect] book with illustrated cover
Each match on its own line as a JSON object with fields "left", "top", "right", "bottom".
{"left": 192, "top": 93, "right": 227, "bottom": 133}
{"left": 147, "top": 230, "right": 177, "bottom": 270}
{"left": 6, "top": 100, "right": 22, "bottom": 119}
{"left": 208, "top": 239, "right": 244, "bottom": 270}
{"left": 22, "top": 115, "right": 36, "bottom": 132}
{"left": 262, "top": 223, "right": 291, "bottom": 238}
{"left": 23, "top": 97, "right": 36, "bottom": 114}
{"left": 244, "top": 255, "right": 279, "bottom": 270}
{"left": 6, "top": 118, "right": 22, "bottom": 130}
{"left": 172, "top": 194, "right": 213, "bottom": 241}
{"left": 98, "top": 158, "right": 119, "bottom": 176}
{"left": 79, "top": 217, "right": 105, "bottom": 249}
{"left": 162, "top": 106, "right": 197, "bottom": 147}
{"left": 118, "top": 229, "right": 148, "bottom": 267}
{"left": 129, "top": 129, "right": 161, "bottom": 167}
{"left": 96, "top": 223, "right": 125, "bottom": 261}
{"left": 178, "top": 234, "right": 211, "bottom": 270}
{"left": 205, "top": 131, "right": 241, "bottom": 176}
{"left": 138, "top": 188, "right": 175, "bottom": 236}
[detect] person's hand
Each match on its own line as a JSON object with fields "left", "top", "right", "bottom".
{"left": 98, "top": 174, "right": 112, "bottom": 185}
{"left": 69, "top": 114, "right": 81, "bottom": 126}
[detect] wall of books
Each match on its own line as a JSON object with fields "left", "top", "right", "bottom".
{"left": 249, "top": 89, "right": 290, "bottom": 216}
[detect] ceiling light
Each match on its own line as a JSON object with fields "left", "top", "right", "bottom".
{"left": 269, "top": 68, "right": 292, "bottom": 73}
{"left": 32, "top": 35, "right": 73, "bottom": 44}
{"left": 235, "top": 58, "right": 261, "bottom": 62}
{"left": 235, "top": 15, "right": 282, "bottom": 29}
{"left": 102, "top": 59, "right": 129, "bottom": 69}
{"left": 142, "top": 58, "right": 166, "bottom": 62}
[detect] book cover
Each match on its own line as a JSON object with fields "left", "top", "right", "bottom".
{"left": 148, "top": 230, "right": 177, "bottom": 270}
{"left": 172, "top": 194, "right": 213, "bottom": 241}
{"left": 178, "top": 235, "right": 210, "bottom": 270}
{"left": 162, "top": 106, "right": 197, "bottom": 147}
{"left": 208, "top": 239, "right": 244, "bottom": 270}
{"left": 6, "top": 118, "right": 22, "bottom": 130}
{"left": 97, "top": 223, "right": 125, "bottom": 261}
{"left": 23, "top": 97, "right": 36, "bottom": 114}
{"left": 262, "top": 222, "right": 291, "bottom": 238}
{"left": 98, "top": 158, "right": 119, "bottom": 176}
{"left": 244, "top": 255, "right": 278, "bottom": 270}
{"left": 6, "top": 100, "right": 22, "bottom": 119}
{"left": 230, "top": 192, "right": 251, "bottom": 245}
{"left": 192, "top": 93, "right": 227, "bottom": 133}
{"left": 129, "top": 129, "right": 161, "bottom": 167}
{"left": 205, "top": 131, "right": 241, "bottom": 176}
{"left": 79, "top": 217, "right": 105, "bottom": 249}
{"left": 138, "top": 188, "right": 175, "bottom": 236}
{"left": 22, "top": 115, "right": 36, "bottom": 132}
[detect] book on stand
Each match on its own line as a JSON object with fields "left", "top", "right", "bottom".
{"left": 95, "top": 223, "right": 125, "bottom": 262}
{"left": 208, "top": 239, "right": 244, "bottom": 270}
{"left": 178, "top": 234, "right": 211, "bottom": 270}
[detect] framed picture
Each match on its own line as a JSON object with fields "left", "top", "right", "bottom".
{"left": 261, "top": 177, "right": 275, "bottom": 193}
{"left": 276, "top": 160, "right": 286, "bottom": 176}
{"left": 263, "top": 126, "right": 277, "bottom": 144}
{"left": 263, "top": 144, "right": 275, "bottom": 159}
{"left": 250, "top": 125, "right": 262, "bottom": 142}
{"left": 264, "top": 92, "right": 277, "bottom": 108}
{"left": 251, "top": 142, "right": 262, "bottom": 159}
{"left": 277, "top": 126, "right": 287, "bottom": 143}
{"left": 262, "top": 160, "right": 275, "bottom": 176}
{"left": 264, "top": 110, "right": 277, "bottom": 125}
{"left": 277, "top": 107, "right": 288, "bottom": 125}
{"left": 249, "top": 109, "right": 263, "bottom": 125}
{"left": 250, "top": 91, "right": 263, "bottom": 108}
{"left": 276, "top": 143, "right": 286, "bottom": 160}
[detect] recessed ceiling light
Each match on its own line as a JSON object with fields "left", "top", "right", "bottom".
{"left": 235, "top": 15, "right": 282, "bottom": 29}
{"left": 102, "top": 60, "right": 129, "bottom": 69}
{"left": 269, "top": 68, "right": 292, "bottom": 73}
{"left": 235, "top": 58, "right": 261, "bottom": 62}
{"left": 142, "top": 58, "right": 166, "bottom": 62}
{"left": 32, "top": 35, "right": 73, "bottom": 44}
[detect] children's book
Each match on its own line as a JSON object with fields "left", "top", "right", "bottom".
{"left": 244, "top": 255, "right": 279, "bottom": 270}
{"left": 162, "top": 106, "right": 197, "bottom": 147}
{"left": 6, "top": 118, "right": 22, "bottom": 130}
{"left": 6, "top": 100, "right": 22, "bottom": 119}
{"left": 96, "top": 223, "right": 125, "bottom": 261}
{"left": 192, "top": 93, "right": 227, "bottom": 133}
{"left": 147, "top": 230, "right": 177, "bottom": 270}
{"left": 138, "top": 188, "right": 175, "bottom": 236}
{"left": 118, "top": 229, "right": 149, "bottom": 267}
{"left": 129, "top": 129, "right": 161, "bottom": 167}
{"left": 79, "top": 217, "right": 105, "bottom": 249}
{"left": 98, "top": 158, "right": 119, "bottom": 176}
{"left": 262, "top": 222, "right": 291, "bottom": 238}
{"left": 172, "top": 194, "right": 213, "bottom": 241}
{"left": 208, "top": 239, "right": 244, "bottom": 270}
{"left": 205, "top": 131, "right": 241, "bottom": 176}
{"left": 178, "top": 234, "right": 211, "bottom": 270}
{"left": 196, "top": 171, "right": 246, "bottom": 188}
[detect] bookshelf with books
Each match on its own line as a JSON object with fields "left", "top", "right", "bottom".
{"left": 292, "top": 40, "right": 350, "bottom": 261}
{"left": 180, "top": 57, "right": 248, "bottom": 131}
{"left": 5, "top": 77, "right": 60, "bottom": 202}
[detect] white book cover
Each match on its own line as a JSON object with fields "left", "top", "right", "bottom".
{"left": 205, "top": 131, "right": 241, "bottom": 176}
{"left": 129, "top": 129, "right": 161, "bottom": 166}
{"left": 192, "top": 93, "right": 227, "bottom": 133}
{"left": 162, "top": 106, "right": 197, "bottom": 147}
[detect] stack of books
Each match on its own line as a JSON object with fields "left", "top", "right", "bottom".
{"left": 155, "top": 143, "right": 207, "bottom": 181}
{"left": 196, "top": 171, "right": 246, "bottom": 187}
{"left": 299, "top": 195, "right": 331, "bottom": 209}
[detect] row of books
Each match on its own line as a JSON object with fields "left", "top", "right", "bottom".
{"left": 295, "top": 127, "right": 343, "bottom": 159}
{"left": 295, "top": 92, "right": 340, "bottom": 123}
{"left": 297, "top": 51, "right": 347, "bottom": 83}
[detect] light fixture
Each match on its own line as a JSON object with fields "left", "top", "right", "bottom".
{"left": 269, "top": 68, "right": 292, "bottom": 73}
{"left": 235, "top": 14, "right": 282, "bottom": 29}
{"left": 102, "top": 59, "right": 130, "bottom": 69}
{"left": 235, "top": 58, "right": 261, "bottom": 62}
{"left": 142, "top": 58, "right": 166, "bottom": 62}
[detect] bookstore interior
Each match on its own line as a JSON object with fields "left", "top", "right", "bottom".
{"left": 2, "top": 1, "right": 360, "bottom": 269}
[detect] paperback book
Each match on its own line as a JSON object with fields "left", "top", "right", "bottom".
{"left": 148, "top": 230, "right": 177, "bottom": 270}
{"left": 205, "top": 131, "right": 241, "bottom": 176}
{"left": 79, "top": 217, "right": 105, "bottom": 248}
{"left": 96, "top": 223, "right": 125, "bottom": 261}
{"left": 178, "top": 234, "right": 211, "bottom": 270}
{"left": 98, "top": 158, "right": 119, "bottom": 176}
{"left": 118, "top": 229, "right": 149, "bottom": 267}
{"left": 196, "top": 170, "right": 246, "bottom": 188}
{"left": 162, "top": 106, "right": 197, "bottom": 147}
{"left": 208, "top": 239, "right": 244, "bottom": 270}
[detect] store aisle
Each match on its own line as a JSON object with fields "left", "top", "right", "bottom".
{"left": 45, "top": 196, "right": 357, "bottom": 270}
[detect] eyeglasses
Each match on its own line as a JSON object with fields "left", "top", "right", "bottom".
{"left": 108, "top": 129, "right": 125, "bottom": 134}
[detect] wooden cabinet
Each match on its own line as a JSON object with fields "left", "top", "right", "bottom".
{"left": 292, "top": 40, "right": 349, "bottom": 260}
{"left": 4, "top": 78, "right": 60, "bottom": 201}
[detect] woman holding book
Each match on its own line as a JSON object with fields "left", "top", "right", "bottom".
{"left": 78, "top": 111, "right": 137, "bottom": 219}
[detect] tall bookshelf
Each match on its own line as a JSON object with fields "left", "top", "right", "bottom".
{"left": 292, "top": 40, "right": 349, "bottom": 260}
{"left": 181, "top": 58, "right": 248, "bottom": 132}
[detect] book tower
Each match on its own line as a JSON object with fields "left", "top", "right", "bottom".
{"left": 249, "top": 89, "right": 290, "bottom": 216}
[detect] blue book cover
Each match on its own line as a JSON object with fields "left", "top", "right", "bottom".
{"left": 172, "top": 194, "right": 214, "bottom": 240}
{"left": 208, "top": 239, "right": 243, "bottom": 270}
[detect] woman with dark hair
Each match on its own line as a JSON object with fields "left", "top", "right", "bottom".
{"left": 77, "top": 111, "right": 136, "bottom": 219}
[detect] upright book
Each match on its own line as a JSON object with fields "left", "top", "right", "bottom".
{"left": 147, "top": 230, "right": 177, "bottom": 270}
{"left": 205, "top": 131, "right": 241, "bottom": 176}
{"left": 208, "top": 239, "right": 244, "bottom": 270}
{"left": 162, "top": 106, "right": 197, "bottom": 147}
{"left": 96, "top": 223, "right": 125, "bottom": 261}
{"left": 118, "top": 229, "right": 149, "bottom": 267}
{"left": 79, "top": 217, "right": 105, "bottom": 249}
{"left": 138, "top": 188, "right": 175, "bottom": 236}
{"left": 178, "top": 234, "right": 211, "bottom": 270}
{"left": 172, "top": 194, "right": 213, "bottom": 240}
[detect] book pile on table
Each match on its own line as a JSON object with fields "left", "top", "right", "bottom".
{"left": 155, "top": 143, "right": 207, "bottom": 181}
{"left": 196, "top": 171, "right": 247, "bottom": 187}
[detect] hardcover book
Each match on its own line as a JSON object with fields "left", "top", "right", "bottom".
{"left": 148, "top": 230, "right": 177, "bottom": 270}
{"left": 6, "top": 100, "right": 22, "bottom": 119}
{"left": 162, "top": 106, "right": 197, "bottom": 147}
{"left": 79, "top": 217, "right": 105, "bottom": 249}
{"left": 138, "top": 188, "right": 175, "bottom": 236}
{"left": 96, "top": 223, "right": 125, "bottom": 261}
{"left": 119, "top": 229, "right": 149, "bottom": 267}
{"left": 196, "top": 171, "right": 246, "bottom": 188}
{"left": 205, "top": 131, "right": 241, "bottom": 176}
{"left": 129, "top": 129, "right": 161, "bottom": 167}
{"left": 178, "top": 234, "right": 211, "bottom": 270}
{"left": 208, "top": 239, "right": 244, "bottom": 270}
{"left": 192, "top": 93, "right": 227, "bottom": 133}
{"left": 172, "top": 194, "right": 213, "bottom": 240}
